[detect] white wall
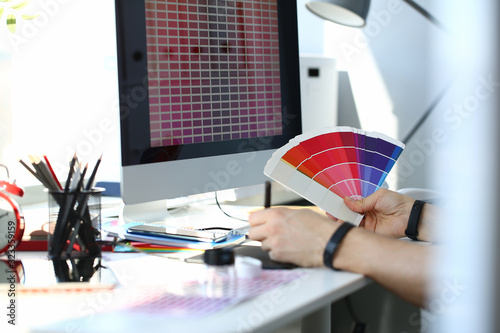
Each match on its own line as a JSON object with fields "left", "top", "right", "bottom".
{"left": 0, "top": 0, "right": 120, "bottom": 187}
{"left": 0, "top": 0, "right": 451, "bottom": 194}
{"left": 297, "top": 0, "right": 448, "bottom": 191}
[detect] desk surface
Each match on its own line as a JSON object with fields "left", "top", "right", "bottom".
{"left": 8, "top": 201, "right": 371, "bottom": 332}
{"left": 1, "top": 252, "right": 370, "bottom": 333}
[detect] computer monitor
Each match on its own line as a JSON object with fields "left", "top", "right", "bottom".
{"left": 115, "top": 0, "right": 302, "bottom": 220}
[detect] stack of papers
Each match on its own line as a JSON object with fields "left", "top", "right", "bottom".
{"left": 102, "top": 221, "right": 246, "bottom": 250}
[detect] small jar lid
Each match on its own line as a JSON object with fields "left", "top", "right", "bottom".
{"left": 204, "top": 247, "right": 235, "bottom": 266}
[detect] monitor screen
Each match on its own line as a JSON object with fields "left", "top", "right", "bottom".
{"left": 115, "top": 0, "right": 302, "bottom": 207}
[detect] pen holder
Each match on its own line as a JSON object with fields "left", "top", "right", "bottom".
{"left": 47, "top": 188, "right": 103, "bottom": 259}
{"left": 51, "top": 256, "right": 102, "bottom": 283}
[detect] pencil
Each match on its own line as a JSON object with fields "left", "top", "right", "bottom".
{"left": 19, "top": 158, "right": 48, "bottom": 187}
{"left": 77, "top": 155, "right": 103, "bottom": 257}
{"left": 43, "top": 155, "right": 63, "bottom": 190}
{"left": 58, "top": 164, "right": 88, "bottom": 257}
{"left": 64, "top": 153, "right": 78, "bottom": 193}
{"left": 51, "top": 158, "right": 83, "bottom": 257}
{"left": 33, "top": 155, "right": 60, "bottom": 191}
{"left": 85, "top": 154, "right": 102, "bottom": 191}
{"left": 49, "top": 153, "right": 77, "bottom": 256}
{"left": 67, "top": 162, "right": 97, "bottom": 256}
{"left": 28, "top": 155, "right": 54, "bottom": 190}
{"left": 70, "top": 161, "right": 82, "bottom": 192}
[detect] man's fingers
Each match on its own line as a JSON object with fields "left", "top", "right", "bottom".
{"left": 259, "top": 239, "right": 271, "bottom": 252}
{"left": 247, "top": 221, "right": 268, "bottom": 240}
{"left": 248, "top": 209, "right": 269, "bottom": 227}
{"left": 326, "top": 212, "right": 339, "bottom": 221}
{"left": 248, "top": 207, "right": 290, "bottom": 242}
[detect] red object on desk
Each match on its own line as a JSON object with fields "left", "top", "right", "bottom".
{"left": 0, "top": 180, "right": 24, "bottom": 197}
{"left": 15, "top": 240, "right": 48, "bottom": 251}
{"left": 16, "top": 239, "right": 113, "bottom": 252}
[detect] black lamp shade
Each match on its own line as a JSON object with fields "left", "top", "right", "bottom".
{"left": 306, "top": 0, "right": 371, "bottom": 27}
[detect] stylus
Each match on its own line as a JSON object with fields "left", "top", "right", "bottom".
{"left": 264, "top": 181, "right": 271, "bottom": 209}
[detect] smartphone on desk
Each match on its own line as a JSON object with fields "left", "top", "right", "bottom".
{"left": 127, "top": 224, "right": 228, "bottom": 243}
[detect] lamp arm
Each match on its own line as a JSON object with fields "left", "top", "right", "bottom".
{"left": 403, "top": 0, "right": 446, "bottom": 32}
{"left": 401, "top": 80, "right": 452, "bottom": 144}
{"left": 399, "top": 0, "right": 448, "bottom": 144}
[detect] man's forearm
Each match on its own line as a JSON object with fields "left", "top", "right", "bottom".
{"left": 333, "top": 227, "right": 431, "bottom": 307}
{"left": 416, "top": 203, "right": 440, "bottom": 242}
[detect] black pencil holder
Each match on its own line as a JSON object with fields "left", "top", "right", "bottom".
{"left": 47, "top": 188, "right": 103, "bottom": 259}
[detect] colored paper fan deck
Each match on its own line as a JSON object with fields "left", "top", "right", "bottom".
{"left": 264, "top": 127, "right": 405, "bottom": 225}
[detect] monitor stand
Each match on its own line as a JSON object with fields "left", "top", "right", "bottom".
{"left": 119, "top": 191, "right": 250, "bottom": 231}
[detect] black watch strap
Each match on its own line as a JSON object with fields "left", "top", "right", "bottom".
{"left": 405, "top": 200, "right": 426, "bottom": 241}
{"left": 324, "top": 222, "right": 355, "bottom": 270}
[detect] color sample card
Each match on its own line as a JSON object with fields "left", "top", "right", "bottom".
{"left": 264, "top": 127, "right": 405, "bottom": 225}
{"left": 144, "top": 0, "right": 283, "bottom": 147}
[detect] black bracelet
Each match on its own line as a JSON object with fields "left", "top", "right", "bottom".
{"left": 323, "top": 222, "right": 355, "bottom": 270}
{"left": 405, "top": 200, "right": 426, "bottom": 241}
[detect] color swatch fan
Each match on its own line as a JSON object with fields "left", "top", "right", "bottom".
{"left": 264, "top": 127, "right": 405, "bottom": 225}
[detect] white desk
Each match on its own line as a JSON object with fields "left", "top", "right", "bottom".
{"left": 6, "top": 200, "right": 371, "bottom": 332}
{"left": 2, "top": 252, "right": 371, "bottom": 333}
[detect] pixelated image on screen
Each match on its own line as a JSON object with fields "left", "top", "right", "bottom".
{"left": 145, "top": 0, "right": 283, "bottom": 147}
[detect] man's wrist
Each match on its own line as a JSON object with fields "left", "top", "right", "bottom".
{"left": 413, "top": 203, "right": 435, "bottom": 242}
{"left": 330, "top": 226, "right": 368, "bottom": 273}
{"left": 323, "top": 222, "right": 355, "bottom": 270}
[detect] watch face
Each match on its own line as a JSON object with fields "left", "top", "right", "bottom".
{"left": 0, "top": 192, "right": 24, "bottom": 254}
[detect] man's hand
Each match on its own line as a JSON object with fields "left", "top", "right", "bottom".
{"left": 248, "top": 207, "right": 338, "bottom": 267}
{"left": 341, "top": 189, "right": 415, "bottom": 238}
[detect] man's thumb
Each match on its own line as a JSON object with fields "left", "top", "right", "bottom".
{"left": 344, "top": 196, "right": 365, "bottom": 213}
